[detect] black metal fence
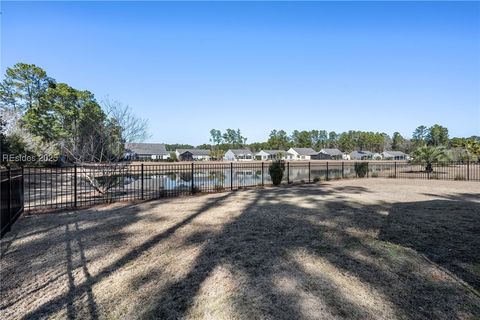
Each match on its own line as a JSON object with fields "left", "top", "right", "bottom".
{"left": 1, "top": 168, "right": 24, "bottom": 236}
{"left": 21, "top": 160, "right": 480, "bottom": 213}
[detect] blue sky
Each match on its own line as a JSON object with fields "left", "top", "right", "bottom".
{"left": 2, "top": 1, "right": 479, "bottom": 145}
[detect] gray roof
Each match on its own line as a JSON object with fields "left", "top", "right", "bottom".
{"left": 320, "top": 148, "right": 343, "bottom": 156}
{"left": 382, "top": 151, "right": 406, "bottom": 157}
{"left": 350, "top": 150, "right": 373, "bottom": 157}
{"left": 257, "top": 150, "right": 286, "bottom": 155}
{"left": 228, "top": 149, "right": 253, "bottom": 156}
{"left": 177, "top": 149, "right": 210, "bottom": 156}
{"left": 125, "top": 143, "right": 168, "bottom": 155}
{"left": 290, "top": 148, "right": 319, "bottom": 156}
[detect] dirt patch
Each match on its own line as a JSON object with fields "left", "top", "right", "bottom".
{"left": 1, "top": 179, "right": 479, "bottom": 319}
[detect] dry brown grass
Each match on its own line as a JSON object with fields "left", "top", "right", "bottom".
{"left": 1, "top": 180, "right": 480, "bottom": 319}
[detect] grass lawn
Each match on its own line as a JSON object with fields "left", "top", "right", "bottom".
{"left": 1, "top": 179, "right": 479, "bottom": 319}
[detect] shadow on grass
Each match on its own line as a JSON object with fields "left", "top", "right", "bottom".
{"left": 10, "top": 192, "right": 234, "bottom": 320}
{"left": 2, "top": 185, "right": 479, "bottom": 319}
{"left": 133, "top": 188, "right": 480, "bottom": 319}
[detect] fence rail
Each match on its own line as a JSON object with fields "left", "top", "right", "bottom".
{"left": 1, "top": 168, "right": 24, "bottom": 236}
{"left": 20, "top": 160, "right": 480, "bottom": 213}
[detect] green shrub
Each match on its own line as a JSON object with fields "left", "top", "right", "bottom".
{"left": 454, "top": 174, "right": 466, "bottom": 181}
{"left": 371, "top": 172, "right": 378, "bottom": 178}
{"left": 269, "top": 160, "right": 285, "bottom": 186}
{"left": 354, "top": 162, "right": 368, "bottom": 178}
{"left": 313, "top": 177, "right": 320, "bottom": 183}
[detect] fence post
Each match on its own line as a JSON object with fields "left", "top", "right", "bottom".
{"left": 21, "top": 167, "right": 24, "bottom": 213}
{"left": 262, "top": 162, "right": 264, "bottom": 186}
{"left": 366, "top": 162, "right": 369, "bottom": 178}
{"left": 308, "top": 162, "right": 311, "bottom": 183}
{"left": 326, "top": 161, "right": 329, "bottom": 181}
{"left": 467, "top": 160, "right": 470, "bottom": 181}
{"left": 230, "top": 162, "right": 233, "bottom": 191}
{"left": 141, "top": 163, "right": 145, "bottom": 199}
{"left": 287, "top": 162, "right": 290, "bottom": 184}
{"left": 8, "top": 166, "right": 12, "bottom": 231}
{"left": 394, "top": 161, "right": 397, "bottom": 178}
{"left": 74, "top": 164, "right": 77, "bottom": 208}
{"left": 342, "top": 161, "right": 344, "bottom": 179}
{"left": 191, "top": 162, "right": 195, "bottom": 194}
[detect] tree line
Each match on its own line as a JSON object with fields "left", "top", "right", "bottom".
{"left": 199, "top": 127, "right": 478, "bottom": 155}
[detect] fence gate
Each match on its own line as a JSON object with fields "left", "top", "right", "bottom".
{"left": 1, "top": 168, "right": 24, "bottom": 237}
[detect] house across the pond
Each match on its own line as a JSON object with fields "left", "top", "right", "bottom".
{"left": 350, "top": 150, "right": 374, "bottom": 160}
{"left": 175, "top": 149, "right": 211, "bottom": 161}
{"left": 382, "top": 151, "right": 409, "bottom": 160}
{"left": 319, "top": 148, "right": 344, "bottom": 160}
{"left": 286, "top": 148, "right": 321, "bottom": 160}
{"left": 255, "top": 150, "right": 286, "bottom": 161}
{"left": 125, "top": 143, "right": 170, "bottom": 160}
{"left": 223, "top": 149, "right": 254, "bottom": 161}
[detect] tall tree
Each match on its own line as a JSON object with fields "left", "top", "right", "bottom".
{"left": 267, "top": 129, "right": 290, "bottom": 150}
{"left": 391, "top": 132, "right": 405, "bottom": 151}
{"left": 291, "top": 130, "right": 312, "bottom": 148}
{"left": 412, "top": 125, "right": 428, "bottom": 146}
{"left": 426, "top": 124, "right": 449, "bottom": 146}
{"left": 328, "top": 131, "right": 338, "bottom": 148}
{"left": 337, "top": 132, "right": 355, "bottom": 152}
{"left": 0, "top": 63, "right": 54, "bottom": 112}
{"left": 222, "top": 128, "right": 246, "bottom": 148}
{"left": 209, "top": 129, "right": 223, "bottom": 145}
{"left": 310, "top": 130, "right": 328, "bottom": 150}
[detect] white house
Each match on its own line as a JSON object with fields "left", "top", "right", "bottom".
{"left": 223, "top": 149, "right": 254, "bottom": 161}
{"left": 286, "top": 148, "right": 320, "bottom": 160}
{"left": 175, "top": 149, "right": 211, "bottom": 161}
{"left": 319, "top": 148, "right": 343, "bottom": 160}
{"left": 372, "top": 153, "right": 383, "bottom": 160}
{"left": 125, "top": 143, "right": 170, "bottom": 160}
{"left": 382, "top": 151, "right": 409, "bottom": 160}
{"left": 255, "top": 150, "right": 286, "bottom": 161}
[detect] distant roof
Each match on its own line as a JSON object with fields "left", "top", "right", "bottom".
{"left": 125, "top": 143, "right": 168, "bottom": 155}
{"left": 177, "top": 149, "right": 210, "bottom": 156}
{"left": 228, "top": 149, "right": 253, "bottom": 155}
{"left": 382, "top": 151, "right": 407, "bottom": 157}
{"left": 320, "top": 148, "right": 343, "bottom": 156}
{"left": 290, "top": 148, "right": 319, "bottom": 156}
{"left": 350, "top": 150, "right": 373, "bottom": 157}
{"left": 257, "top": 150, "right": 286, "bottom": 155}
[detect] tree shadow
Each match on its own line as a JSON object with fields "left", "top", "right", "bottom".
{"left": 8, "top": 192, "right": 234, "bottom": 320}
{"left": 379, "top": 195, "right": 480, "bottom": 291}
{"left": 133, "top": 186, "right": 480, "bottom": 319}
{"left": 3, "top": 185, "right": 480, "bottom": 319}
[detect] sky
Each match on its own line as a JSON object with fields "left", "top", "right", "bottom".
{"left": 1, "top": 1, "right": 479, "bottom": 145}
